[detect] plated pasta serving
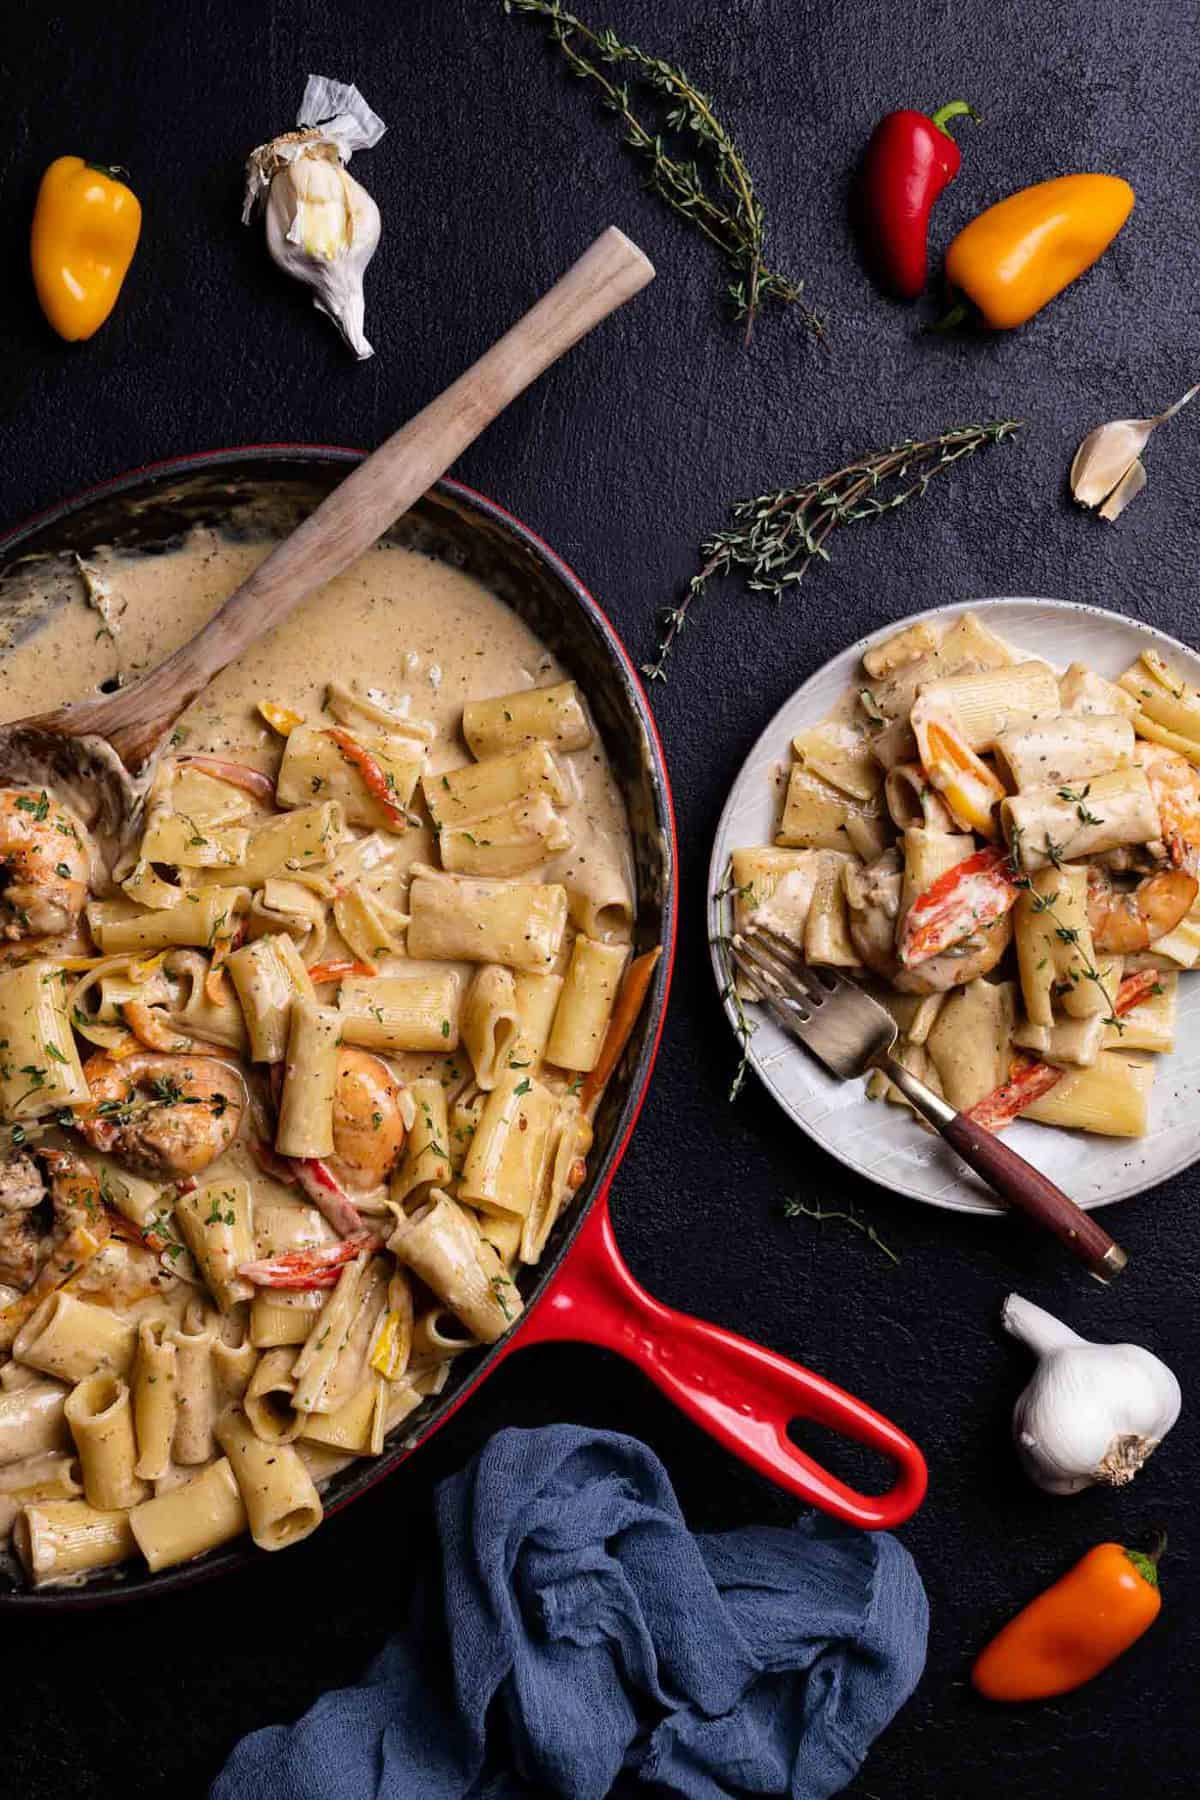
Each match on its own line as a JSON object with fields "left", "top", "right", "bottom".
{"left": 0, "top": 527, "right": 654, "bottom": 1587}
{"left": 723, "top": 607, "right": 1200, "bottom": 1154}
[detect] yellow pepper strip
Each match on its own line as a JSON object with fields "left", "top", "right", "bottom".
{"left": 258, "top": 701, "right": 304, "bottom": 737}
{"left": 912, "top": 700, "right": 1005, "bottom": 835}
{"left": 940, "top": 174, "right": 1133, "bottom": 330}
{"left": 370, "top": 1310, "right": 406, "bottom": 1379}
{"left": 31, "top": 157, "right": 142, "bottom": 341}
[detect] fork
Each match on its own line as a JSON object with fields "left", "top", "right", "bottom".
{"left": 730, "top": 928, "right": 1128, "bottom": 1281}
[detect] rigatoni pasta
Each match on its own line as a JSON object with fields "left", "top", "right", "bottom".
{"left": 463, "top": 681, "right": 592, "bottom": 759}
{"left": 406, "top": 866, "right": 568, "bottom": 971}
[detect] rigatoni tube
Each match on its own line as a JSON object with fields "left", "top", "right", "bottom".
{"left": 546, "top": 937, "right": 628, "bottom": 1073}
{"left": 13, "top": 1292, "right": 136, "bottom": 1384}
{"left": 406, "top": 866, "right": 568, "bottom": 972}
{"left": 226, "top": 933, "right": 315, "bottom": 1062}
{"left": 388, "top": 1190, "right": 521, "bottom": 1344}
{"left": 391, "top": 1078, "right": 452, "bottom": 1203}
{"left": 13, "top": 1498, "right": 135, "bottom": 1587}
{"left": 276, "top": 1000, "right": 342, "bottom": 1159}
{"left": 64, "top": 1374, "right": 149, "bottom": 1512}
{"left": 130, "top": 1456, "right": 248, "bottom": 1573}
{"left": 132, "top": 1318, "right": 177, "bottom": 1482}
{"left": 461, "top": 965, "right": 521, "bottom": 1089}
{"left": 174, "top": 1180, "right": 255, "bottom": 1312}
{"left": 458, "top": 1074, "right": 557, "bottom": 1219}
{"left": 336, "top": 970, "right": 461, "bottom": 1054}
{"left": 215, "top": 1407, "right": 322, "bottom": 1551}
{"left": 462, "top": 681, "right": 592, "bottom": 760}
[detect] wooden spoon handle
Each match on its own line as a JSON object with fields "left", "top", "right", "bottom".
{"left": 39, "top": 227, "right": 654, "bottom": 767}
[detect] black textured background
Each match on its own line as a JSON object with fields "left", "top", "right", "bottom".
{"left": 3, "top": 1, "right": 1199, "bottom": 1795}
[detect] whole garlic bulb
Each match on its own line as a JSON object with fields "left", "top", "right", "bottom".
{"left": 1003, "top": 1293, "right": 1181, "bottom": 1496}
{"left": 243, "top": 75, "right": 385, "bottom": 360}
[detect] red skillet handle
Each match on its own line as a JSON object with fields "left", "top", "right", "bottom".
{"left": 505, "top": 1190, "right": 927, "bottom": 1530}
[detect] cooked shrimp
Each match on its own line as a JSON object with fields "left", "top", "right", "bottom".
{"left": 1136, "top": 742, "right": 1200, "bottom": 873}
{"left": 326, "top": 1047, "right": 408, "bottom": 1195}
{"left": 894, "top": 913, "right": 1013, "bottom": 995}
{"left": 1086, "top": 865, "right": 1198, "bottom": 955}
{"left": 0, "top": 1146, "right": 105, "bottom": 1290}
{"left": 0, "top": 789, "right": 90, "bottom": 940}
{"left": 77, "top": 1050, "right": 244, "bottom": 1176}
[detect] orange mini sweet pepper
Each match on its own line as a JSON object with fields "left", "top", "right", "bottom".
{"left": 972, "top": 1536, "right": 1163, "bottom": 1702}
{"left": 939, "top": 173, "right": 1134, "bottom": 330}
{"left": 31, "top": 157, "right": 142, "bottom": 341}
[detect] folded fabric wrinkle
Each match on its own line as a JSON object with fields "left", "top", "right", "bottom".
{"left": 211, "top": 1425, "right": 927, "bottom": 1800}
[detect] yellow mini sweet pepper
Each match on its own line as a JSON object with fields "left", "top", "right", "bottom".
{"left": 940, "top": 173, "right": 1134, "bottom": 330}
{"left": 31, "top": 157, "right": 142, "bottom": 341}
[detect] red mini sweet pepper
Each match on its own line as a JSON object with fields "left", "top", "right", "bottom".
{"left": 859, "top": 101, "right": 978, "bottom": 299}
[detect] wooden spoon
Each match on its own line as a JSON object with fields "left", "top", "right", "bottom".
{"left": 0, "top": 227, "right": 655, "bottom": 834}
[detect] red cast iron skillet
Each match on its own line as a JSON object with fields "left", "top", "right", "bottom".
{"left": 0, "top": 449, "right": 927, "bottom": 1606}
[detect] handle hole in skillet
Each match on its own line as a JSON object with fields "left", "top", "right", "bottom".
{"left": 786, "top": 1419, "right": 897, "bottom": 1496}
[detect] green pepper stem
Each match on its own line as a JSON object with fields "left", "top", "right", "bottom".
{"left": 1127, "top": 1529, "right": 1167, "bottom": 1589}
{"left": 930, "top": 101, "right": 980, "bottom": 136}
{"left": 925, "top": 299, "right": 970, "bottom": 335}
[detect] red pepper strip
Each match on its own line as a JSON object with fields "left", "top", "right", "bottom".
{"left": 306, "top": 957, "right": 375, "bottom": 986}
{"left": 324, "top": 729, "right": 407, "bottom": 830}
{"left": 249, "top": 1138, "right": 299, "bottom": 1185}
{"left": 293, "top": 1155, "right": 369, "bottom": 1238}
{"left": 238, "top": 1231, "right": 381, "bottom": 1290}
{"left": 898, "top": 845, "right": 1019, "bottom": 967}
{"left": 175, "top": 755, "right": 276, "bottom": 804}
{"left": 859, "top": 100, "right": 978, "bottom": 300}
{"left": 966, "top": 972, "right": 1164, "bottom": 1131}
{"left": 966, "top": 1058, "right": 1064, "bottom": 1131}
{"left": 1113, "top": 969, "right": 1164, "bottom": 1016}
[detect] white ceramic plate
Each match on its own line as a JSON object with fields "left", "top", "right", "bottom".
{"left": 708, "top": 598, "right": 1200, "bottom": 1216}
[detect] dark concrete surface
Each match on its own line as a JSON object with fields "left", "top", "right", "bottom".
{"left": 2, "top": 0, "right": 1198, "bottom": 1794}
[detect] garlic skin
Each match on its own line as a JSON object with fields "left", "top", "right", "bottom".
{"left": 1003, "top": 1293, "right": 1181, "bottom": 1496}
{"left": 1070, "top": 383, "right": 1198, "bottom": 518}
{"left": 243, "top": 76, "right": 385, "bottom": 361}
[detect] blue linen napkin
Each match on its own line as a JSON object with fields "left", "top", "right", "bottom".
{"left": 212, "top": 1425, "right": 927, "bottom": 1800}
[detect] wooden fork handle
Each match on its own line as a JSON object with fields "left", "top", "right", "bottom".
{"left": 33, "top": 227, "right": 655, "bottom": 767}
{"left": 885, "top": 1057, "right": 1127, "bottom": 1279}
{"left": 940, "top": 1112, "right": 1127, "bottom": 1279}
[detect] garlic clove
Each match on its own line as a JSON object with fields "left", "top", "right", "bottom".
{"left": 1097, "top": 457, "right": 1147, "bottom": 521}
{"left": 1070, "top": 420, "right": 1152, "bottom": 507}
{"left": 1070, "top": 382, "right": 1198, "bottom": 510}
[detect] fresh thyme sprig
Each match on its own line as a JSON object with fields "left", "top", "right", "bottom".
{"left": 646, "top": 420, "right": 1024, "bottom": 681}
{"left": 782, "top": 1197, "right": 901, "bottom": 1266}
{"left": 712, "top": 862, "right": 757, "bottom": 1099}
{"left": 504, "top": 0, "right": 816, "bottom": 341}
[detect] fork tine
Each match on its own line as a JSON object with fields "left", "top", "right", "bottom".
{"left": 752, "top": 925, "right": 840, "bottom": 994}
{"left": 739, "top": 930, "right": 826, "bottom": 1008}
{"left": 730, "top": 939, "right": 814, "bottom": 1023}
